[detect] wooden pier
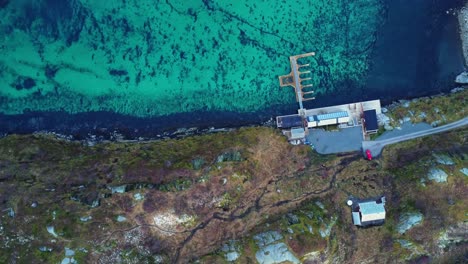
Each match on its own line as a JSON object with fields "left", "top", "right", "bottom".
{"left": 278, "top": 52, "right": 316, "bottom": 112}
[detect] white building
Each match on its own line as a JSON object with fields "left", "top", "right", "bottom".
{"left": 306, "top": 111, "right": 350, "bottom": 127}
{"left": 351, "top": 197, "right": 386, "bottom": 227}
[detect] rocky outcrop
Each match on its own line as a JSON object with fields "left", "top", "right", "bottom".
{"left": 253, "top": 231, "right": 300, "bottom": 264}
{"left": 455, "top": 71, "right": 468, "bottom": 84}
{"left": 438, "top": 222, "right": 468, "bottom": 249}
{"left": 458, "top": 4, "right": 468, "bottom": 65}
{"left": 427, "top": 168, "right": 448, "bottom": 183}
{"left": 397, "top": 212, "right": 424, "bottom": 234}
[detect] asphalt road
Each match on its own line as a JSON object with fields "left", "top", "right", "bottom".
{"left": 362, "top": 117, "right": 468, "bottom": 157}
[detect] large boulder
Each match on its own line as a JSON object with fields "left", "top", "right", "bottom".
{"left": 427, "top": 168, "right": 448, "bottom": 183}
{"left": 455, "top": 72, "right": 468, "bottom": 84}
{"left": 398, "top": 212, "right": 424, "bottom": 234}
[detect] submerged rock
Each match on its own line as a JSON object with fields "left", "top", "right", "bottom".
{"left": 398, "top": 212, "right": 423, "bottom": 234}
{"left": 427, "top": 168, "right": 448, "bottom": 183}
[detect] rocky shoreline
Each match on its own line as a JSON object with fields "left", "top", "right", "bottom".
{"left": 457, "top": 2, "right": 468, "bottom": 65}
{"left": 1, "top": 87, "right": 464, "bottom": 148}
{"left": 456, "top": 2, "right": 468, "bottom": 83}
{"left": 0, "top": 115, "right": 466, "bottom": 263}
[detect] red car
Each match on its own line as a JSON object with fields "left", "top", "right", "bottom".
{"left": 366, "top": 149, "right": 372, "bottom": 160}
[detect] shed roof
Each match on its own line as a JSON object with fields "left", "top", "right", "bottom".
{"left": 364, "top": 109, "right": 378, "bottom": 131}
{"left": 352, "top": 212, "right": 361, "bottom": 225}
{"left": 291, "top": 127, "right": 305, "bottom": 139}
{"left": 359, "top": 201, "right": 385, "bottom": 216}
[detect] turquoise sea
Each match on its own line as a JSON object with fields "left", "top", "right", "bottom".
{"left": 0, "top": 0, "right": 465, "bottom": 137}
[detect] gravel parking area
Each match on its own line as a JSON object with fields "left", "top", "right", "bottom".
{"left": 307, "top": 126, "right": 363, "bottom": 154}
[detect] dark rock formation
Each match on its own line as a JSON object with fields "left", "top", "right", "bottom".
{"left": 12, "top": 76, "right": 36, "bottom": 90}
{"left": 0, "top": 0, "right": 9, "bottom": 9}
{"left": 16, "top": 0, "right": 88, "bottom": 46}
{"left": 45, "top": 64, "right": 59, "bottom": 79}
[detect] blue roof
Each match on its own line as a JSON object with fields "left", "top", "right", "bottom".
{"left": 359, "top": 201, "right": 385, "bottom": 215}
{"left": 278, "top": 115, "right": 303, "bottom": 128}
{"left": 315, "top": 111, "right": 348, "bottom": 121}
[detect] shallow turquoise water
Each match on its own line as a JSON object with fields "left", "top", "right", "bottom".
{"left": 0, "top": 0, "right": 465, "bottom": 135}
{"left": 0, "top": 0, "right": 384, "bottom": 116}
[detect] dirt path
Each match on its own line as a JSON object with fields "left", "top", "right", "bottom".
{"left": 173, "top": 153, "right": 361, "bottom": 263}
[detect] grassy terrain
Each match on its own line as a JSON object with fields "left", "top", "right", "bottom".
{"left": 385, "top": 89, "right": 467, "bottom": 127}
{"left": 0, "top": 91, "right": 466, "bottom": 262}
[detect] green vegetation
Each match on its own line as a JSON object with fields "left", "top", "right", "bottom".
{"left": 0, "top": 91, "right": 465, "bottom": 262}
{"left": 386, "top": 89, "right": 467, "bottom": 127}
{"left": 370, "top": 126, "right": 386, "bottom": 140}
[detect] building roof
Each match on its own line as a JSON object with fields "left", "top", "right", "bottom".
{"left": 359, "top": 201, "right": 386, "bottom": 222}
{"left": 359, "top": 201, "right": 385, "bottom": 215}
{"left": 290, "top": 127, "right": 305, "bottom": 139}
{"left": 277, "top": 115, "right": 303, "bottom": 128}
{"left": 352, "top": 212, "right": 361, "bottom": 225}
{"left": 351, "top": 197, "right": 386, "bottom": 226}
{"left": 364, "top": 109, "right": 378, "bottom": 131}
{"left": 316, "top": 111, "right": 349, "bottom": 121}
